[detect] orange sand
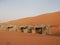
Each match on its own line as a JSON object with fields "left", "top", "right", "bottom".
{"left": 0, "top": 31, "right": 60, "bottom": 45}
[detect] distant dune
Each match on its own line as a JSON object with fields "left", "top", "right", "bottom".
{"left": 0, "top": 11, "right": 60, "bottom": 45}
{"left": 1, "top": 11, "right": 60, "bottom": 26}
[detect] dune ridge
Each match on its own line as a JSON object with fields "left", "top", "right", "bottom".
{"left": 1, "top": 11, "right": 60, "bottom": 25}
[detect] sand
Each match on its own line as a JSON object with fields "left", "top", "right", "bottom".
{"left": 0, "top": 31, "right": 60, "bottom": 45}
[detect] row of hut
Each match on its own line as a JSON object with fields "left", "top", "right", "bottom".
{"left": 0, "top": 24, "right": 51, "bottom": 35}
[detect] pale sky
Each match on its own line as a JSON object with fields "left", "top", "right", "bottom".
{"left": 0, "top": 0, "right": 60, "bottom": 22}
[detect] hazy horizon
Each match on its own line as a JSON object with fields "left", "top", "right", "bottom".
{"left": 0, "top": 0, "right": 60, "bottom": 22}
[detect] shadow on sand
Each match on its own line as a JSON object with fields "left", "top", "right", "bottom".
{"left": 47, "top": 32, "right": 60, "bottom": 37}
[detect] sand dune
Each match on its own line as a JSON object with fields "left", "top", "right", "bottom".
{"left": 0, "top": 11, "right": 60, "bottom": 45}
{"left": 1, "top": 11, "right": 60, "bottom": 25}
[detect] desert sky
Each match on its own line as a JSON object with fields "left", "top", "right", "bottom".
{"left": 0, "top": 0, "right": 60, "bottom": 22}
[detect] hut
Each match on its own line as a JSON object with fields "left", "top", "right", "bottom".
{"left": 6, "top": 25, "right": 18, "bottom": 32}
{"left": 34, "top": 25, "right": 50, "bottom": 34}
{"left": 18, "top": 25, "right": 28, "bottom": 33}
{"left": 43, "top": 25, "right": 51, "bottom": 34}
{"left": 0, "top": 25, "right": 6, "bottom": 31}
{"left": 27, "top": 25, "right": 34, "bottom": 33}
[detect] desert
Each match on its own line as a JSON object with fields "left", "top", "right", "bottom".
{"left": 0, "top": 11, "right": 60, "bottom": 45}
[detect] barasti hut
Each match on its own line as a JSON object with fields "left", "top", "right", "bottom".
{"left": 0, "top": 24, "right": 51, "bottom": 35}
{"left": 18, "top": 25, "right": 51, "bottom": 35}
